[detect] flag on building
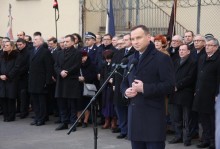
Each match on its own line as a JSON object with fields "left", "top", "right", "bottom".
{"left": 105, "top": 0, "right": 115, "bottom": 36}
{"left": 167, "top": 0, "right": 177, "bottom": 38}
{"left": 53, "top": 0, "right": 59, "bottom": 21}
{"left": 6, "top": 3, "right": 14, "bottom": 40}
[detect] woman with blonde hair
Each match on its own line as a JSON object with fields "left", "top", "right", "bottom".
{"left": 0, "top": 41, "right": 20, "bottom": 122}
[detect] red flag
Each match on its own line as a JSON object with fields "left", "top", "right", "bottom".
{"left": 167, "top": 0, "right": 177, "bottom": 38}
{"left": 53, "top": 0, "right": 59, "bottom": 10}
{"left": 6, "top": 3, "right": 14, "bottom": 40}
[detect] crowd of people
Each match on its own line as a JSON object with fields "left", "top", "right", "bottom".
{"left": 0, "top": 25, "right": 219, "bottom": 149}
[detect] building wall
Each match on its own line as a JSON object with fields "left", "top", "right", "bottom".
{"left": 0, "top": 0, "right": 80, "bottom": 40}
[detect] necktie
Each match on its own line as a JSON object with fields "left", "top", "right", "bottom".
{"left": 34, "top": 48, "right": 38, "bottom": 54}
{"left": 125, "top": 48, "right": 129, "bottom": 55}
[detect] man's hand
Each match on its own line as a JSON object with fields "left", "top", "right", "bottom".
{"left": 79, "top": 76, "right": 85, "bottom": 82}
{"left": 132, "top": 79, "right": 144, "bottom": 93}
{"left": 0, "top": 75, "right": 7, "bottom": 81}
{"left": 60, "top": 70, "right": 68, "bottom": 78}
{"left": 125, "top": 87, "right": 137, "bottom": 98}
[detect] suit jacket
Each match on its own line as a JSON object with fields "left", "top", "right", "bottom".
{"left": 112, "top": 47, "right": 135, "bottom": 106}
{"left": 28, "top": 46, "right": 53, "bottom": 94}
{"left": 193, "top": 50, "right": 220, "bottom": 114}
{"left": 54, "top": 46, "right": 81, "bottom": 99}
{"left": 171, "top": 56, "right": 197, "bottom": 106}
{"left": 121, "top": 42, "right": 175, "bottom": 142}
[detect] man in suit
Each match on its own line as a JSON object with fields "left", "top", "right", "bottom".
{"left": 193, "top": 37, "right": 220, "bottom": 149}
{"left": 29, "top": 35, "right": 53, "bottom": 126}
{"left": 168, "top": 44, "right": 197, "bottom": 146}
{"left": 121, "top": 25, "right": 175, "bottom": 149}
{"left": 112, "top": 34, "right": 135, "bottom": 138}
{"left": 54, "top": 35, "right": 81, "bottom": 131}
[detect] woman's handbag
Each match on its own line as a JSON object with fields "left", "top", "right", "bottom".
{"left": 83, "top": 83, "right": 97, "bottom": 97}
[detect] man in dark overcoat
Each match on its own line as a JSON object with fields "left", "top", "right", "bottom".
{"left": 112, "top": 34, "right": 135, "bottom": 138}
{"left": 168, "top": 44, "right": 197, "bottom": 146}
{"left": 28, "top": 35, "right": 53, "bottom": 126}
{"left": 54, "top": 35, "right": 81, "bottom": 131}
{"left": 193, "top": 37, "right": 220, "bottom": 149}
{"left": 121, "top": 25, "right": 175, "bottom": 149}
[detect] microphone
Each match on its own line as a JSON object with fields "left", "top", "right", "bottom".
{"left": 125, "top": 59, "right": 138, "bottom": 77}
{"left": 113, "top": 58, "right": 128, "bottom": 69}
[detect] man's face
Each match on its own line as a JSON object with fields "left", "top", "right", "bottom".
{"left": 205, "top": 40, "right": 218, "bottom": 55}
{"left": 179, "top": 45, "right": 190, "bottom": 58}
{"left": 112, "top": 37, "right": 118, "bottom": 47}
{"left": 131, "top": 28, "right": 150, "bottom": 53}
{"left": 64, "top": 37, "right": 74, "bottom": 49}
{"left": 16, "top": 42, "right": 26, "bottom": 50}
{"left": 85, "top": 38, "right": 95, "bottom": 47}
{"left": 193, "top": 36, "right": 205, "bottom": 50}
{"left": 103, "top": 35, "right": 112, "bottom": 47}
{"left": 117, "top": 39, "right": 125, "bottom": 50}
{"left": 17, "top": 32, "right": 25, "bottom": 39}
{"left": 96, "top": 35, "right": 102, "bottom": 44}
{"left": 171, "top": 35, "right": 182, "bottom": 48}
{"left": 2, "top": 38, "right": 10, "bottom": 48}
{"left": 123, "top": 34, "right": 132, "bottom": 48}
{"left": 184, "top": 32, "right": 193, "bottom": 44}
{"left": 48, "top": 41, "right": 57, "bottom": 49}
{"left": 33, "top": 36, "right": 43, "bottom": 48}
{"left": 3, "top": 42, "right": 12, "bottom": 52}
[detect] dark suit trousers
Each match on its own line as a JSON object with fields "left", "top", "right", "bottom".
{"left": 0, "top": 98, "right": 16, "bottom": 120}
{"left": 131, "top": 141, "right": 165, "bottom": 149}
{"left": 173, "top": 104, "right": 191, "bottom": 142}
{"left": 31, "top": 93, "right": 47, "bottom": 123}
{"left": 199, "top": 113, "right": 215, "bottom": 144}
{"left": 114, "top": 105, "right": 128, "bottom": 135}
{"left": 57, "top": 98, "right": 77, "bottom": 124}
{"left": 18, "top": 88, "right": 29, "bottom": 116}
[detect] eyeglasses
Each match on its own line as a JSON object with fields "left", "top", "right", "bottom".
{"left": 193, "top": 40, "right": 204, "bottom": 42}
{"left": 103, "top": 39, "right": 111, "bottom": 41}
{"left": 171, "top": 40, "right": 179, "bottom": 42}
{"left": 205, "top": 44, "right": 217, "bottom": 47}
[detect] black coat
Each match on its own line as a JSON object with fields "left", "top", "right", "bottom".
{"left": 54, "top": 46, "right": 81, "bottom": 99}
{"left": 167, "top": 46, "right": 180, "bottom": 63}
{"left": 193, "top": 50, "right": 220, "bottom": 114}
{"left": 17, "top": 45, "right": 30, "bottom": 89}
{"left": 171, "top": 56, "right": 197, "bottom": 107}
{"left": 28, "top": 46, "right": 53, "bottom": 94}
{"left": 0, "top": 50, "right": 20, "bottom": 98}
{"left": 112, "top": 47, "right": 135, "bottom": 106}
{"left": 121, "top": 43, "right": 175, "bottom": 142}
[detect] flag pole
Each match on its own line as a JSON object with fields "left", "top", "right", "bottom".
{"left": 55, "top": 8, "right": 58, "bottom": 39}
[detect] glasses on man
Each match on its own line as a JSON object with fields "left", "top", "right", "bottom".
{"left": 193, "top": 40, "right": 204, "bottom": 42}
{"left": 205, "top": 44, "right": 217, "bottom": 47}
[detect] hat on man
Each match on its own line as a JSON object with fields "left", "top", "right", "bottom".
{"left": 205, "top": 33, "right": 214, "bottom": 39}
{"left": 85, "top": 32, "right": 96, "bottom": 39}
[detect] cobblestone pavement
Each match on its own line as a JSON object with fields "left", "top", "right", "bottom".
{"left": 0, "top": 114, "right": 199, "bottom": 149}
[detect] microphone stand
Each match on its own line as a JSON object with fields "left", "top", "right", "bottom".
{"left": 67, "top": 64, "right": 125, "bottom": 149}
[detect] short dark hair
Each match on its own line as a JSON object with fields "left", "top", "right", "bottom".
{"left": 33, "top": 31, "right": 42, "bottom": 37}
{"left": 103, "top": 34, "right": 113, "bottom": 40}
{"left": 3, "top": 37, "right": 10, "bottom": 41}
{"left": 130, "top": 25, "right": 150, "bottom": 35}
{"left": 180, "top": 44, "right": 191, "bottom": 51}
{"left": 48, "top": 37, "right": 57, "bottom": 43}
{"left": 185, "top": 30, "right": 194, "bottom": 37}
{"left": 72, "top": 33, "right": 83, "bottom": 43}
{"left": 17, "top": 38, "right": 27, "bottom": 44}
{"left": 65, "top": 34, "right": 75, "bottom": 42}
{"left": 25, "top": 35, "right": 32, "bottom": 42}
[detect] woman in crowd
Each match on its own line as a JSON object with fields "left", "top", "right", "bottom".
{"left": 100, "top": 50, "right": 115, "bottom": 129}
{"left": 72, "top": 33, "right": 83, "bottom": 51}
{"left": 78, "top": 51, "right": 97, "bottom": 128}
{"left": 0, "top": 41, "right": 20, "bottom": 122}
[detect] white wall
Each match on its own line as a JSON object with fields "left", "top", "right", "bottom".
{"left": 0, "top": 0, "right": 80, "bottom": 40}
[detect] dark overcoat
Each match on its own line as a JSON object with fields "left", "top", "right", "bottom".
{"left": 112, "top": 47, "right": 135, "bottom": 106}
{"left": 0, "top": 50, "right": 20, "bottom": 98}
{"left": 54, "top": 46, "right": 81, "bottom": 99}
{"left": 193, "top": 50, "right": 220, "bottom": 114}
{"left": 171, "top": 56, "right": 197, "bottom": 107}
{"left": 28, "top": 46, "right": 53, "bottom": 94}
{"left": 121, "top": 43, "right": 175, "bottom": 142}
